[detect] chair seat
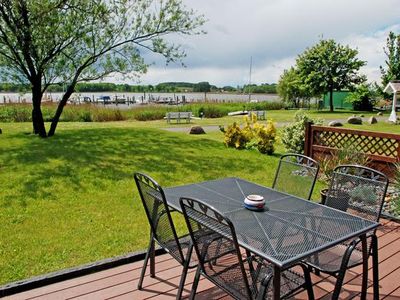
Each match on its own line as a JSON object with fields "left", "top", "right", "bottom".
{"left": 304, "top": 242, "right": 363, "bottom": 274}
{"left": 161, "top": 234, "right": 196, "bottom": 267}
{"left": 206, "top": 253, "right": 307, "bottom": 299}
{"left": 256, "top": 257, "right": 308, "bottom": 299}
{"left": 163, "top": 232, "right": 224, "bottom": 268}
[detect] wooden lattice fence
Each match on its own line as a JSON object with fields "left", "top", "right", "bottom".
{"left": 304, "top": 122, "right": 400, "bottom": 177}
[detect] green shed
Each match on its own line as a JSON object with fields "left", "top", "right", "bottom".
{"left": 322, "top": 91, "right": 352, "bottom": 109}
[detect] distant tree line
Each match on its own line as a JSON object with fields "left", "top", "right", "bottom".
{"left": 0, "top": 81, "right": 277, "bottom": 94}
{"left": 243, "top": 83, "right": 277, "bottom": 94}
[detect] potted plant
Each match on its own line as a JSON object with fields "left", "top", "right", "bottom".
{"left": 324, "top": 188, "right": 352, "bottom": 211}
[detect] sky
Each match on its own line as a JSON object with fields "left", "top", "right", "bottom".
{"left": 132, "top": 0, "right": 400, "bottom": 87}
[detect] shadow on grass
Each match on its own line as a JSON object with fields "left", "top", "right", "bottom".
{"left": 1, "top": 127, "right": 274, "bottom": 206}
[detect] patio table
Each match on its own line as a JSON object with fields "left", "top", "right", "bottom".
{"left": 163, "top": 177, "right": 380, "bottom": 300}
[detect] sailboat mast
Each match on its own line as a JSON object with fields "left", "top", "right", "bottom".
{"left": 248, "top": 56, "right": 252, "bottom": 102}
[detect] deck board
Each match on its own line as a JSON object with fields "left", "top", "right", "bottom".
{"left": 4, "top": 220, "right": 400, "bottom": 299}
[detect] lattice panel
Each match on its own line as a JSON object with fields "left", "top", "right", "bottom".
{"left": 313, "top": 131, "right": 399, "bottom": 158}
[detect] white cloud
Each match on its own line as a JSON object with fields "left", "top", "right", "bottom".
{"left": 116, "top": 0, "right": 400, "bottom": 86}
{"left": 341, "top": 24, "right": 400, "bottom": 83}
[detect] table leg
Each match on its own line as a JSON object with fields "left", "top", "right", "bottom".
{"left": 273, "top": 265, "right": 281, "bottom": 300}
{"left": 372, "top": 234, "right": 380, "bottom": 300}
{"left": 360, "top": 234, "right": 368, "bottom": 300}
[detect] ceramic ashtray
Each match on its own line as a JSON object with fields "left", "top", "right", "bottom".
{"left": 244, "top": 194, "right": 266, "bottom": 211}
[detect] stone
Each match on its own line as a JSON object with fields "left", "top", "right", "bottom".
{"left": 189, "top": 126, "right": 206, "bottom": 134}
{"left": 347, "top": 116, "right": 362, "bottom": 124}
{"left": 377, "top": 112, "right": 383, "bottom": 116}
{"left": 328, "top": 121, "right": 343, "bottom": 127}
{"left": 368, "top": 116, "right": 378, "bottom": 124}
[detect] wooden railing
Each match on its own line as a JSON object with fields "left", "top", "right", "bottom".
{"left": 304, "top": 122, "right": 400, "bottom": 177}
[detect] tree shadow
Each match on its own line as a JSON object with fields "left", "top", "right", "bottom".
{"left": 1, "top": 127, "right": 272, "bottom": 207}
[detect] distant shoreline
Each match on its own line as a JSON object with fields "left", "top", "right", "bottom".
{"left": 0, "top": 92, "right": 280, "bottom": 104}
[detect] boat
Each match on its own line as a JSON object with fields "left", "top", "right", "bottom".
{"left": 96, "top": 96, "right": 111, "bottom": 104}
{"left": 228, "top": 110, "right": 248, "bottom": 116}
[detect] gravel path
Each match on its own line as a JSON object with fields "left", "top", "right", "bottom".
{"left": 162, "top": 116, "right": 389, "bottom": 133}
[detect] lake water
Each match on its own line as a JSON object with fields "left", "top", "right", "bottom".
{"left": 0, "top": 92, "right": 280, "bottom": 105}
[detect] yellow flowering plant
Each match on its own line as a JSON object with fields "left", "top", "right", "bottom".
{"left": 223, "top": 113, "right": 276, "bottom": 154}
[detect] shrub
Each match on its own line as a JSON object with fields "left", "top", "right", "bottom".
{"left": 223, "top": 114, "right": 276, "bottom": 154}
{"left": 0, "top": 100, "right": 286, "bottom": 123}
{"left": 346, "top": 84, "right": 378, "bottom": 111}
{"left": 281, "top": 110, "right": 322, "bottom": 153}
{"left": 92, "top": 108, "right": 126, "bottom": 122}
{"left": 349, "top": 185, "right": 377, "bottom": 204}
{"left": 0, "top": 105, "right": 31, "bottom": 122}
{"left": 318, "top": 147, "right": 369, "bottom": 184}
{"left": 60, "top": 106, "right": 82, "bottom": 121}
{"left": 388, "top": 164, "right": 400, "bottom": 217}
{"left": 253, "top": 120, "right": 277, "bottom": 154}
{"left": 248, "top": 101, "right": 284, "bottom": 110}
{"left": 133, "top": 109, "right": 166, "bottom": 121}
{"left": 197, "top": 105, "right": 226, "bottom": 118}
{"left": 223, "top": 122, "right": 250, "bottom": 149}
{"left": 80, "top": 110, "right": 92, "bottom": 122}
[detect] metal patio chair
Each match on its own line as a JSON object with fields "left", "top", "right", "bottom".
{"left": 180, "top": 197, "right": 315, "bottom": 300}
{"left": 134, "top": 172, "right": 196, "bottom": 300}
{"left": 272, "top": 154, "right": 319, "bottom": 200}
{"left": 305, "top": 165, "right": 389, "bottom": 299}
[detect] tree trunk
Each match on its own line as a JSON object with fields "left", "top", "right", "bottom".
{"left": 31, "top": 84, "right": 47, "bottom": 137}
{"left": 329, "top": 87, "right": 334, "bottom": 112}
{"left": 48, "top": 84, "right": 75, "bottom": 137}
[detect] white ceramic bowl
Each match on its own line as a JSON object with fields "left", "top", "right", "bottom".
{"left": 246, "top": 194, "right": 264, "bottom": 202}
{"left": 244, "top": 198, "right": 265, "bottom": 207}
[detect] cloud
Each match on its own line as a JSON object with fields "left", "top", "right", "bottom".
{"left": 118, "top": 0, "right": 400, "bottom": 86}
{"left": 341, "top": 24, "right": 400, "bottom": 83}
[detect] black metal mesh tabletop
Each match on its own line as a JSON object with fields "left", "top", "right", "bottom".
{"left": 164, "top": 177, "right": 378, "bottom": 268}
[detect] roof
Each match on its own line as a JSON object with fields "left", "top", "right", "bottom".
{"left": 384, "top": 80, "right": 400, "bottom": 94}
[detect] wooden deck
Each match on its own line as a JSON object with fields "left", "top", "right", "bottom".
{"left": 4, "top": 219, "right": 400, "bottom": 299}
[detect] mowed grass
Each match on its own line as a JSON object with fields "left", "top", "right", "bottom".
{"left": 0, "top": 122, "right": 286, "bottom": 285}
{"left": 1, "top": 110, "right": 400, "bottom": 285}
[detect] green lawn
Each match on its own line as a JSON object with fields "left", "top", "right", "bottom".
{"left": 0, "top": 121, "right": 290, "bottom": 285}
{"left": 1, "top": 109, "right": 400, "bottom": 285}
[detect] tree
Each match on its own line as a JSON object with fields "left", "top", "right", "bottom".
{"left": 222, "top": 86, "right": 236, "bottom": 92}
{"left": 345, "top": 84, "right": 378, "bottom": 111}
{"left": 296, "top": 39, "right": 366, "bottom": 112}
{"left": 380, "top": 31, "right": 400, "bottom": 87}
{"left": 0, "top": 0, "right": 205, "bottom": 137}
{"left": 193, "top": 81, "right": 211, "bottom": 92}
{"left": 277, "top": 67, "right": 311, "bottom": 108}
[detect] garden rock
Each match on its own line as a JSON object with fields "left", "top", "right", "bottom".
{"left": 189, "top": 126, "right": 206, "bottom": 134}
{"left": 347, "top": 116, "right": 362, "bottom": 124}
{"left": 377, "top": 112, "right": 383, "bottom": 116}
{"left": 368, "top": 116, "right": 378, "bottom": 124}
{"left": 328, "top": 121, "right": 343, "bottom": 127}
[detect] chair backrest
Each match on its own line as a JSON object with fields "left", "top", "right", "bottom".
{"left": 325, "top": 165, "right": 389, "bottom": 222}
{"left": 134, "top": 172, "right": 184, "bottom": 263}
{"left": 180, "top": 197, "right": 256, "bottom": 299}
{"left": 272, "top": 154, "right": 320, "bottom": 200}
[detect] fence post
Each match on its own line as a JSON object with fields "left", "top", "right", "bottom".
{"left": 304, "top": 121, "right": 313, "bottom": 157}
{"left": 397, "top": 141, "right": 400, "bottom": 163}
